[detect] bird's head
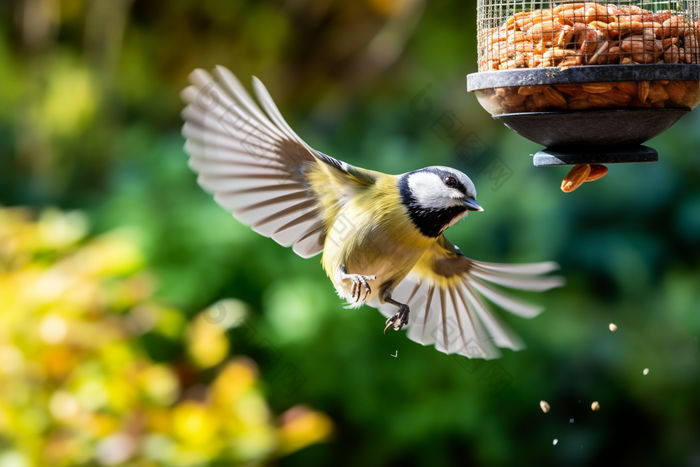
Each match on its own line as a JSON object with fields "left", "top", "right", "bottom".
{"left": 398, "top": 166, "right": 482, "bottom": 238}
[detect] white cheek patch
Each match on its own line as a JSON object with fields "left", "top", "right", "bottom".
{"left": 408, "top": 172, "right": 462, "bottom": 210}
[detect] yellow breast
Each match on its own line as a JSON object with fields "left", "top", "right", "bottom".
{"left": 318, "top": 174, "right": 435, "bottom": 303}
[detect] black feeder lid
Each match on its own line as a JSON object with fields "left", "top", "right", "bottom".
{"left": 467, "top": 64, "right": 700, "bottom": 166}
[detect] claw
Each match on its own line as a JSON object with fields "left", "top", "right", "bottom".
{"left": 383, "top": 305, "right": 410, "bottom": 334}
{"left": 340, "top": 270, "right": 376, "bottom": 304}
{"left": 383, "top": 319, "right": 394, "bottom": 334}
{"left": 359, "top": 275, "right": 373, "bottom": 301}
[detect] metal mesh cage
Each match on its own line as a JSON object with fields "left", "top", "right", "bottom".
{"left": 477, "top": 1, "right": 700, "bottom": 71}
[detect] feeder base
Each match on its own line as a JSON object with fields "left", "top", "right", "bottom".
{"left": 492, "top": 108, "right": 689, "bottom": 148}
{"left": 532, "top": 145, "right": 658, "bottom": 167}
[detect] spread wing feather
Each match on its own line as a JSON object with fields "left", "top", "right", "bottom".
{"left": 181, "top": 66, "right": 375, "bottom": 258}
{"left": 372, "top": 236, "right": 564, "bottom": 359}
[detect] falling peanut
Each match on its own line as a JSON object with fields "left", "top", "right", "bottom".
{"left": 540, "top": 400, "right": 551, "bottom": 413}
{"left": 561, "top": 164, "right": 591, "bottom": 193}
{"left": 585, "top": 164, "right": 608, "bottom": 182}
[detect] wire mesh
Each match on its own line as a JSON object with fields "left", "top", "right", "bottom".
{"left": 477, "top": 0, "right": 700, "bottom": 71}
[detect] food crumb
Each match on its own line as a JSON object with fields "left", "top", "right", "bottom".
{"left": 553, "top": 439, "right": 558, "bottom": 446}
{"left": 643, "top": 368, "right": 649, "bottom": 375}
{"left": 609, "top": 323, "right": 617, "bottom": 332}
{"left": 540, "top": 400, "right": 550, "bottom": 413}
{"left": 591, "top": 401, "right": 600, "bottom": 411}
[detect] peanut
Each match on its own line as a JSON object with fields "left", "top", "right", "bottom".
{"left": 503, "top": 93, "right": 528, "bottom": 107}
{"left": 648, "top": 82, "right": 669, "bottom": 102}
{"left": 555, "top": 25, "right": 575, "bottom": 47}
{"left": 632, "top": 52, "right": 657, "bottom": 63}
{"left": 525, "top": 96, "right": 542, "bottom": 112}
{"left": 665, "top": 81, "right": 686, "bottom": 104}
{"left": 582, "top": 82, "right": 616, "bottom": 93}
{"left": 617, "top": 5, "right": 645, "bottom": 15}
{"left": 528, "top": 21, "right": 563, "bottom": 42}
{"left": 587, "top": 41, "right": 608, "bottom": 64}
{"left": 607, "top": 45, "right": 621, "bottom": 61}
{"left": 664, "top": 44, "right": 681, "bottom": 63}
{"left": 554, "top": 84, "right": 584, "bottom": 95}
{"left": 662, "top": 37, "right": 679, "bottom": 49}
{"left": 576, "top": 27, "right": 600, "bottom": 55}
{"left": 532, "top": 92, "right": 549, "bottom": 108}
{"left": 638, "top": 80, "right": 650, "bottom": 102}
{"left": 518, "top": 85, "right": 548, "bottom": 95}
{"left": 585, "top": 164, "right": 608, "bottom": 182}
{"left": 568, "top": 98, "right": 594, "bottom": 109}
{"left": 662, "top": 16, "right": 692, "bottom": 37}
{"left": 588, "top": 93, "right": 616, "bottom": 107}
{"left": 598, "top": 88, "right": 632, "bottom": 105}
{"left": 615, "top": 81, "right": 638, "bottom": 96}
{"left": 682, "top": 81, "right": 700, "bottom": 106}
{"left": 615, "top": 18, "right": 644, "bottom": 36}
{"left": 561, "top": 164, "right": 592, "bottom": 193}
{"left": 543, "top": 86, "right": 568, "bottom": 109}
{"left": 560, "top": 55, "right": 584, "bottom": 67}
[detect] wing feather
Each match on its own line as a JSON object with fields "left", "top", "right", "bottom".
{"left": 293, "top": 222, "right": 326, "bottom": 258}
{"left": 214, "top": 66, "right": 286, "bottom": 138}
{"left": 252, "top": 77, "right": 313, "bottom": 147}
{"left": 181, "top": 66, "right": 376, "bottom": 259}
{"left": 462, "top": 280, "right": 524, "bottom": 351}
{"left": 470, "top": 269, "right": 564, "bottom": 291}
{"left": 452, "top": 285, "right": 497, "bottom": 358}
{"left": 471, "top": 261, "right": 560, "bottom": 275}
{"left": 372, "top": 235, "right": 564, "bottom": 359}
{"left": 467, "top": 276, "right": 544, "bottom": 318}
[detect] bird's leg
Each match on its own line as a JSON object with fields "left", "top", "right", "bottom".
{"left": 383, "top": 296, "right": 410, "bottom": 333}
{"left": 339, "top": 266, "right": 376, "bottom": 303}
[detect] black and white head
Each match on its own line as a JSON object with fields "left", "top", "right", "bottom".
{"left": 398, "top": 166, "right": 483, "bottom": 238}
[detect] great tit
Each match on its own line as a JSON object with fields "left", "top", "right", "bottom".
{"left": 180, "top": 66, "right": 564, "bottom": 359}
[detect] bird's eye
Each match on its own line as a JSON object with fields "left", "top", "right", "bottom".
{"left": 443, "top": 176, "right": 457, "bottom": 188}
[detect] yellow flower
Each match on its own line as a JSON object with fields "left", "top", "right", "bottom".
{"left": 277, "top": 405, "right": 333, "bottom": 455}
{"left": 211, "top": 358, "right": 257, "bottom": 408}
{"left": 172, "top": 401, "right": 219, "bottom": 446}
{"left": 186, "top": 313, "right": 229, "bottom": 369}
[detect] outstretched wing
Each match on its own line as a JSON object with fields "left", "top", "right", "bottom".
{"left": 181, "top": 65, "right": 377, "bottom": 258}
{"left": 372, "top": 236, "right": 564, "bottom": 359}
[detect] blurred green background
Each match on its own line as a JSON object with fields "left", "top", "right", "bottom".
{"left": 1, "top": 0, "right": 700, "bottom": 466}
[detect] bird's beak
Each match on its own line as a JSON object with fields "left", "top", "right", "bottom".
{"left": 463, "top": 197, "right": 484, "bottom": 212}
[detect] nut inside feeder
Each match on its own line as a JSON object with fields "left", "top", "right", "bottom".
{"left": 466, "top": 0, "right": 700, "bottom": 168}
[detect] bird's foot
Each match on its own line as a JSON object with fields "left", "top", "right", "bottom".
{"left": 346, "top": 274, "right": 376, "bottom": 303}
{"left": 384, "top": 304, "right": 410, "bottom": 333}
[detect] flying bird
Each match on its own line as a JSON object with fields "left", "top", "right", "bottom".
{"left": 180, "top": 66, "right": 564, "bottom": 359}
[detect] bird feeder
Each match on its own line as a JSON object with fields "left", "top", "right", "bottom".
{"left": 466, "top": 0, "right": 700, "bottom": 166}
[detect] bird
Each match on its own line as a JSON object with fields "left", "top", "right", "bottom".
{"left": 180, "top": 65, "right": 564, "bottom": 359}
